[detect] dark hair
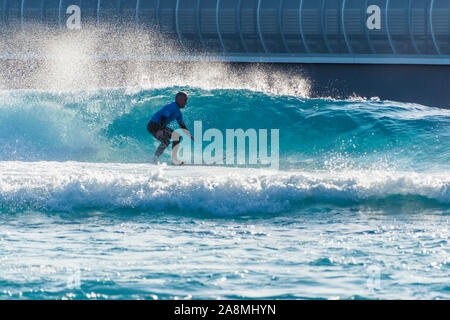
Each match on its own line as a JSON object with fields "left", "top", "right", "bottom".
{"left": 176, "top": 92, "right": 188, "bottom": 99}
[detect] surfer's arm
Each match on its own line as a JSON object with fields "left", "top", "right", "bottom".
{"left": 179, "top": 123, "right": 195, "bottom": 141}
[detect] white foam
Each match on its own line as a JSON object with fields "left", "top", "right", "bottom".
{"left": 0, "top": 161, "right": 449, "bottom": 215}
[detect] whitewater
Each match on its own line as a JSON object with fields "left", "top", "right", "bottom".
{"left": 0, "top": 59, "right": 449, "bottom": 298}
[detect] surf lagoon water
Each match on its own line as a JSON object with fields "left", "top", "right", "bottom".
{"left": 0, "top": 82, "right": 449, "bottom": 300}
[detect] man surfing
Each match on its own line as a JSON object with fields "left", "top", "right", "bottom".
{"left": 147, "top": 92, "right": 194, "bottom": 165}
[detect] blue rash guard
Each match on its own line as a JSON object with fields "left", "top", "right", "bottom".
{"left": 150, "top": 102, "right": 184, "bottom": 127}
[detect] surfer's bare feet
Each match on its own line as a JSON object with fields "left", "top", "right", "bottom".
{"left": 171, "top": 153, "right": 184, "bottom": 166}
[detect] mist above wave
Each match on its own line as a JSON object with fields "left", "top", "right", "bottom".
{"left": 0, "top": 25, "right": 310, "bottom": 97}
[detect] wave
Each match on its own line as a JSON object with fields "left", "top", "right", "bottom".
{"left": 0, "top": 87, "right": 449, "bottom": 171}
{"left": 0, "top": 162, "right": 449, "bottom": 215}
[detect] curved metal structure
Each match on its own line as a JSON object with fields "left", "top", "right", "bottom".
{"left": 2, "top": 0, "right": 450, "bottom": 64}
{"left": 385, "top": 0, "right": 396, "bottom": 54}
{"left": 341, "top": 0, "right": 352, "bottom": 54}
{"left": 298, "top": 0, "right": 310, "bottom": 54}
{"left": 215, "top": 0, "right": 225, "bottom": 52}
{"left": 429, "top": 0, "right": 441, "bottom": 55}
{"left": 278, "top": 0, "right": 290, "bottom": 53}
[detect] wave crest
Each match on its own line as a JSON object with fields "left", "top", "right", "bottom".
{"left": 0, "top": 87, "right": 449, "bottom": 170}
{"left": 1, "top": 162, "right": 449, "bottom": 215}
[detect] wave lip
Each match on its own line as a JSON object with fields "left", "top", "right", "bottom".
{"left": 0, "top": 162, "right": 449, "bottom": 215}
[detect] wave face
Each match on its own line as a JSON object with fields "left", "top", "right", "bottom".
{"left": 0, "top": 86, "right": 449, "bottom": 214}
{"left": 0, "top": 87, "right": 449, "bottom": 171}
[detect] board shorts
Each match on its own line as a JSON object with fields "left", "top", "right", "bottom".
{"left": 147, "top": 121, "right": 180, "bottom": 157}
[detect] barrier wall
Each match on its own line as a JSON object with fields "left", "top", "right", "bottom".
{"left": 1, "top": 0, "right": 450, "bottom": 64}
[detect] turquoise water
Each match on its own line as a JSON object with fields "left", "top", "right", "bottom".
{"left": 0, "top": 87, "right": 449, "bottom": 299}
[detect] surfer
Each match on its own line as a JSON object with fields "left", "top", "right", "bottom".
{"left": 147, "top": 92, "right": 194, "bottom": 165}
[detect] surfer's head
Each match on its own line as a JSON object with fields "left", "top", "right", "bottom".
{"left": 175, "top": 92, "right": 188, "bottom": 108}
